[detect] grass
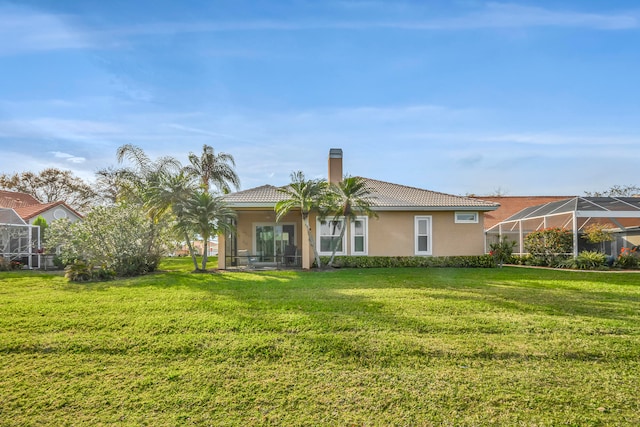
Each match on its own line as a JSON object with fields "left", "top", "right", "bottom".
{"left": 1, "top": 258, "right": 639, "bottom": 426}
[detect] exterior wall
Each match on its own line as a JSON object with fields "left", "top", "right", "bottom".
{"left": 367, "top": 211, "right": 485, "bottom": 257}
{"left": 27, "top": 206, "right": 81, "bottom": 225}
{"left": 312, "top": 210, "right": 486, "bottom": 260}
{"left": 223, "top": 208, "right": 487, "bottom": 268}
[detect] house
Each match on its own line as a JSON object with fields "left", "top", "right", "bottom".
{"left": 485, "top": 196, "right": 640, "bottom": 256}
{"left": 0, "top": 190, "right": 82, "bottom": 225}
{"left": 473, "top": 196, "right": 575, "bottom": 230}
{"left": 0, "top": 190, "right": 82, "bottom": 269}
{"left": 219, "top": 149, "right": 499, "bottom": 269}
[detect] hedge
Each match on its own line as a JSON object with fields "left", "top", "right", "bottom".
{"left": 317, "top": 255, "right": 495, "bottom": 269}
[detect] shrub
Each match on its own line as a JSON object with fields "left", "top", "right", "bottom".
{"left": 615, "top": 247, "right": 639, "bottom": 269}
{"left": 0, "top": 259, "right": 23, "bottom": 271}
{"left": 524, "top": 228, "right": 573, "bottom": 266}
{"left": 574, "top": 250, "right": 607, "bottom": 270}
{"left": 47, "top": 204, "right": 168, "bottom": 277}
{"left": 581, "top": 223, "right": 614, "bottom": 252}
{"left": 317, "top": 255, "right": 494, "bottom": 269}
{"left": 489, "top": 236, "right": 517, "bottom": 268}
{"left": 64, "top": 260, "right": 93, "bottom": 282}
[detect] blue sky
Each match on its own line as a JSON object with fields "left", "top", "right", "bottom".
{"left": 1, "top": 1, "right": 639, "bottom": 196}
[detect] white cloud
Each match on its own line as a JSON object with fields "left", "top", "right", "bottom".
{"left": 51, "top": 151, "right": 86, "bottom": 164}
{"left": 0, "top": 4, "right": 93, "bottom": 55}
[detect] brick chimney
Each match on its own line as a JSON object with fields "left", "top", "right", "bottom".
{"left": 328, "top": 148, "right": 343, "bottom": 184}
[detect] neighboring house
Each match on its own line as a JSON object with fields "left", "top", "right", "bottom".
{"left": 219, "top": 149, "right": 499, "bottom": 269}
{"left": 473, "top": 196, "right": 575, "bottom": 230}
{"left": 0, "top": 190, "right": 82, "bottom": 269}
{"left": 485, "top": 196, "right": 640, "bottom": 256}
{"left": 0, "top": 190, "right": 82, "bottom": 225}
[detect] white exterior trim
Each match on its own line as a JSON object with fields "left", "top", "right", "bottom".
{"left": 414, "top": 215, "right": 432, "bottom": 256}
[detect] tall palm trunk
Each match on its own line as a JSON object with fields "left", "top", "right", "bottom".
{"left": 183, "top": 232, "right": 199, "bottom": 271}
{"left": 201, "top": 233, "right": 209, "bottom": 271}
{"left": 327, "top": 219, "right": 348, "bottom": 267}
{"left": 302, "top": 213, "right": 322, "bottom": 268}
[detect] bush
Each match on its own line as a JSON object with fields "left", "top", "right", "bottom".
{"left": 317, "top": 255, "right": 495, "bottom": 269}
{"left": 524, "top": 228, "right": 573, "bottom": 266}
{"left": 574, "top": 250, "right": 607, "bottom": 270}
{"left": 47, "top": 204, "right": 168, "bottom": 278}
{"left": 64, "top": 261, "right": 117, "bottom": 282}
{"left": 0, "top": 258, "right": 22, "bottom": 271}
{"left": 64, "top": 260, "right": 93, "bottom": 282}
{"left": 489, "top": 236, "right": 517, "bottom": 268}
{"left": 615, "top": 247, "right": 639, "bottom": 269}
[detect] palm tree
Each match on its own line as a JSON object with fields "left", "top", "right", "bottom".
{"left": 325, "top": 176, "right": 376, "bottom": 267}
{"left": 115, "top": 144, "right": 182, "bottom": 253}
{"left": 275, "top": 171, "right": 328, "bottom": 269}
{"left": 181, "top": 191, "right": 235, "bottom": 271}
{"left": 115, "top": 144, "right": 182, "bottom": 210}
{"left": 146, "top": 171, "right": 201, "bottom": 271}
{"left": 184, "top": 144, "right": 240, "bottom": 193}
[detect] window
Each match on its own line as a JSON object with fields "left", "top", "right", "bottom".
{"left": 318, "top": 219, "right": 345, "bottom": 255}
{"left": 455, "top": 212, "right": 478, "bottom": 223}
{"left": 350, "top": 217, "right": 368, "bottom": 255}
{"left": 415, "top": 216, "right": 432, "bottom": 255}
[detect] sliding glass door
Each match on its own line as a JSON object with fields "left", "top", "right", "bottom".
{"left": 255, "top": 224, "right": 295, "bottom": 262}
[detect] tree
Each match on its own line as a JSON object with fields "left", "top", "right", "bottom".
{"left": 275, "top": 171, "right": 328, "bottom": 269}
{"left": 146, "top": 171, "right": 201, "bottom": 272}
{"left": 0, "top": 168, "right": 97, "bottom": 213}
{"left": 585, "top": 185, "right": 640, "bottom": 197}
{"left": 324, "top": 176, "right": 377, "bottom": 267}
{"left": 582, "top": 223, "right": 614, "bottom": 253}
{"left": 46, "top": 204, "right": 169, "bottom": 276}
{"left": 184, "top": 144, "right": 240, "bottom": 193}
{"left": 180, "top": 191, "right": 235, "bottom": 271}
{"left": 115, "top": 144, "right": 183, "bottom": 253}
{"left": 94, "top": 166, "right": 128, "bottom": 205}
{"left": 32, "top": 216, "right": 48, "bottom": 247}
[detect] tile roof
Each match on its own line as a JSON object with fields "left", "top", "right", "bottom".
{"left": 225, "top": 178, "right": 499, "bottom": 211}
{"left": 14, "top": 201, "right": 64, "bottom": 221}
{"left": 474, "top": 196, "right": 575, "bottom": 229}
{"left": 0, "top": 190, "right": 41, "bottom": 208}
{"left": 0, "top": 190, "right": 82, "bottom": 221}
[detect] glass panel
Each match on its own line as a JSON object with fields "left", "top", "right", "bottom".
{"left": 418, "top": 236, "right": 429, "bottom": 252}
{"left": 321, "top": 236, "right": 342, "bottom": 252}
{"left": 354, "top": 220, "right": 363, "bottom": 235}
{"left": 456, "top": 213, "right": 477, "bottom": 222}
{"left": 256, "top": 225, "right": 275, "bottom": 261}
{"left": 418, "top": 220, "right": 427, "bottom": 235}
{"left": 354, "top": 236, "right": 364, "bottom": 252}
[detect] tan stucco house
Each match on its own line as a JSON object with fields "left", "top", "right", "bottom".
{"left": 219, "top": 149, "right": 499, "bottom": 269}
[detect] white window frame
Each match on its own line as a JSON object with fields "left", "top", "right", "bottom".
{"left": 455, "top": 211, "right": 478, "bottom": 223}
{"left": 350, "top": 216, "right": 368, "bottom": 255}
{"left": 415, "top": 216, "right": 432, "bottom": 255}
{"left": 317, "top": 218, "right": 346, "bottom": 256}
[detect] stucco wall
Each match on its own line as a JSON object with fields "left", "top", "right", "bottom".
{"left": 356, "top": 211, "right": 485, "bottom": 257}
{"left": 28, "top": 205, "right": 81, "bottom": 225}
{"left": 222, "top": 208, "right": 487, "bottom": 268}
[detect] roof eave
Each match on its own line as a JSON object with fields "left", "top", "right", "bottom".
{"left": 373, "top": 205, "right": 499, "bottom": 212}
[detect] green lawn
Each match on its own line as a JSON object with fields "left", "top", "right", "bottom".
{"left": 1, "top": 260, "right": 639, "bottom": 426}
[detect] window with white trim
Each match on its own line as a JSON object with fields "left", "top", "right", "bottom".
{"left": 455, "top": 211, "right": 478, "bottom": 223}
{"left": 415, "top": 216, "right": 432, "bottom": 255}
{"left": 318, "top": 219, "right": 345, "bottom": 255}
{"left": 350, "top": 217, "right": 368, "bottom": 255}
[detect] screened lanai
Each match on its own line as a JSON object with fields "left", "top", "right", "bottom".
{"left": 486, "top": 197, "right": 640, "bottom": 257}
{"left": 0, "top": 208, "right": 41, "bottom": 269}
